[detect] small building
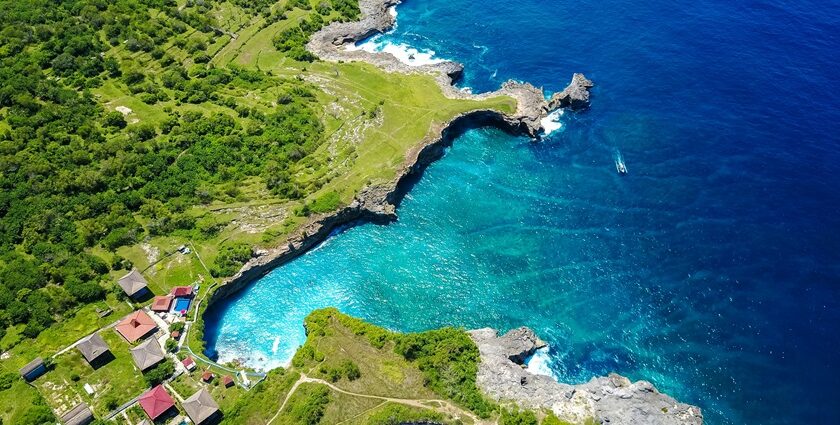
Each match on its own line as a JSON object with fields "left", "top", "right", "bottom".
{"left": 183, "top": 388, "right": 221, "bottom": 425}
{"left": 115, "top": 310, "right": 158, "bottom": 343}
{"left": 19, "top": 357, "right": 46, "bottom": 381}
{"left": 76, "top": 333, "right": 112, "bottom": 368}
{"left": 222, "top": 375, "right": 234, "bottom": 388}
{"left": 130, "top": 338, "right": 166, "bottom": 372}
{"left": 150, "top": 295, "right": 173, "bottom": 312}
{"left": 138, "top": 385, "right": 176, "bottom": 421}
{"left": 59, "top": 402, "right": 94, "bottom": 425}
{"left": 201, "top": 370, "right": 214, "bottom": 383}
{"left": 118, "top": 269, "right": 150, "bottom": 299}
{"left": 171, "top": 330, "right": 181, "bottom": 340}
{"left": 182, "top": 356, "right": 196, "bottom": 371}
{"left": 170, "top": 286, "right": 193, "bottom": 298}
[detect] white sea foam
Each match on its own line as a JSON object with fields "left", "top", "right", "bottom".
{"left": 347, "top": 35, "right": 446, "bottom": 67}
{"left": 388, "top": 5, "right": 397, "bottom": 18}
{"left": 525, "top": 347, "right": 558, "bottom": 379}
{"left": 271, "top": 336, "right": 280, "bottom": 354}
{"left": 540, "top": 109, "right": 565, "bottom": 136}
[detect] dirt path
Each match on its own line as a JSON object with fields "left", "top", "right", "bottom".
{"left": 267, "top": 373, "right": 490, "bottom": 425}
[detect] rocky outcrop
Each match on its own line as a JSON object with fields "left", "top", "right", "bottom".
{"left": 547, "top": 73, "right": 594, "bottom": 111}
{"left": 307, "top": 0, "right": 593, "bottom": 137}
{"left": 470, "top": 328, "right": 704, "bottom": 425}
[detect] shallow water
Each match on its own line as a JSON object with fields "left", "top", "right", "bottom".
{"left": 205, "top": 0, "right": 840, "bottom": 423}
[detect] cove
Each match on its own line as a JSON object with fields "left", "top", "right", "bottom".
{"left": 204, "top": 0, "right": 840, "bottom": 424}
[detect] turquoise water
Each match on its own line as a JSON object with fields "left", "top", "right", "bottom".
{"left": 205, "top": 0, "right": 840, "bottom": 423}
{"left": 173, "top": 297, "right": 191, "bottom": 313}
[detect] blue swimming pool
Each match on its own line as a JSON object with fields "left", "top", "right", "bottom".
{"left": 173, "top": 297, "right": 190, "bottom": 313}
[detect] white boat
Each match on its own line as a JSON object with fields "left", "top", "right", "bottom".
{"left": 614, "top": 150, "right": 628, "bottom": 175}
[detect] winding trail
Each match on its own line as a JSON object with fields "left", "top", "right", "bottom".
{"left": 266, "top": 373, "right": 491, "bottom": 425}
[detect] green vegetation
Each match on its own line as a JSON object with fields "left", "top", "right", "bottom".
{"left": 298, "top": 308, "right": 495, "bottom": 417}
{"left": 143, "top": 360, "right": 175, "bottom": 387}
{"left": 283, "top": 383, "right": 331, "bottom": 425}
{"left": 220, "top": 368, "right": 300, "bottom": 424}
{"left": 395, "top": 327, "right": 495, "bottom": 417}
{"left": 500, "top": 408, "right": 539, "bottom": 425}
{"left": 318, "top": 359, "right": 361, "bottom": 382}
{"left": 365, "top": 403, "right": 447, "bottom": 425}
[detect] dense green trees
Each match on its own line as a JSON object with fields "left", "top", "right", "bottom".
{"left": 0, "top": 0, "right": 333, "bottom": 343}
{"left": 272, "top": 0, "right": 360, "bottom": 62}
{"left": 143, "top": 360, "right": 175, "bottom": 387}
{"left": 394, "top": 327, "right": 496, "bottom": 418}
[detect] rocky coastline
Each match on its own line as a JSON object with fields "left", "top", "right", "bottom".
{"left": 202, "top": 2, "right": 704, "bottom": 423}
{"left": 470, "top": 327, "right": 704, "bottom": 424}
{"left": 208, "top": 0, "right": 594, "bottom": 304}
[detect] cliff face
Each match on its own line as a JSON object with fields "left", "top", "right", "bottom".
{"left": 470, "top": 328, "right": 704, "bottom": 425}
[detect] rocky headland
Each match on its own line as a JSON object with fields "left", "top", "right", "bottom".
{"left": 470, "top": 327, "right": 704, "bottom": 425}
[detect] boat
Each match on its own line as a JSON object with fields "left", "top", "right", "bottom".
{"left": 614, "top": 150, "right": 628, "bottom": 175}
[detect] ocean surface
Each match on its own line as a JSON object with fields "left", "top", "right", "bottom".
{"left": 204, "top": 0, "right": 840, "bottom": 423}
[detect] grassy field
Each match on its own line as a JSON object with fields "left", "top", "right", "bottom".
{"left": 34, "top": 330, "right": 146, "bottom": 417}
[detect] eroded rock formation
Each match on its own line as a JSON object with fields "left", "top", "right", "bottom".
{"left": 470, "top": 328, "right": 704, "bottom": 425}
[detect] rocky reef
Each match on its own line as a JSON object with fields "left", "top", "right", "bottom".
{"left": 469, "top": 327, "right": 704, "bottom": 425}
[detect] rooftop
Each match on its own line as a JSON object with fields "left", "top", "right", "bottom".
{"left": 222, "top": 375, "right": 234, "bottom": 387}
{"left": 19, "top": 357, "right": 44, "bottom": 377}
{"left": 59, "top": 402, "right": 94, "bottom": 425}
{"left": 150, "top": 295, "right": 172, "bottom": 312}
{"left": 170, "top": 286, "right": 193, "bottom": 297}
{"left": 118, "top": 269, "right": 148, "bottom": 297}
{"left": 115, "top": 310, "right": 157, "bottom": 343}
{"left": 138, "top": 385, "right": 175, "bottom": 420}
{"left": 182, "top": 388, "right": 220, "bottom": 425}
{"left": 130, "top": 338, "right": 165, "bottom": 371}
{"left": 76, "top": 333, "right": 109, "bottom": 363}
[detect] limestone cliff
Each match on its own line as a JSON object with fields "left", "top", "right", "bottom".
{"left": 470, "top": 328, "right": 704, "bottom": 425}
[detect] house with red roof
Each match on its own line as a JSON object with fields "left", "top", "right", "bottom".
{"left": 222, "top": 375, "right": 234, "bottom": 388}
{"left": 150, "top": 296, "right": 172, "bottom": 312}
{"left": 115, "top": 310, "right": 157, "bottom": 343}
{"left": 170, "top": 286, "right": 193, "bottom": 298}
{"left": 138, "top": 385, "right": 176, "bottom": 421}
{"left": 201, "top": 370, "right": 214, "bottom": 383}
{"left": 182, "top": 356, "right": 196, "bottom": 371}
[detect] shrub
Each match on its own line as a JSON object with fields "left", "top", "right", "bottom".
{"left": 500, "top": 408, "right": 538, "bottom": 425}
{"left": 288, "top": 385, "right": 330, "bottom": 425}
{"left": 144, "top": 361, "right": 175, "bottom": 387}
{"left": 0, "top": 372, "right": 17, "bottom": 391}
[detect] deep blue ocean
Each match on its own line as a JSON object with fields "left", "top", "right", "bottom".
{"left": 204, "top": 0, "right": 840, "bottom": 423}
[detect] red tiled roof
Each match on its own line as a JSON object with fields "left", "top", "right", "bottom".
{"left": 138, "top": 385, "right": 175, "bottom": 420}
{"left": 170, "top": 286, "right": 193, "bottom": 297}
{"left": 182, "top": 357, "right": 195, "bottom": 368}
{"left": 150, "top": 296, "right": 172, "bottom": 312}
{"left": 222, "top": 375, "right": 234, "bottom": 387}
{"left": 115, "top": 310, "right": 157, "bottom": 343}
{"left": 201, "top": 371, "right": 214, "bottom": 382}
